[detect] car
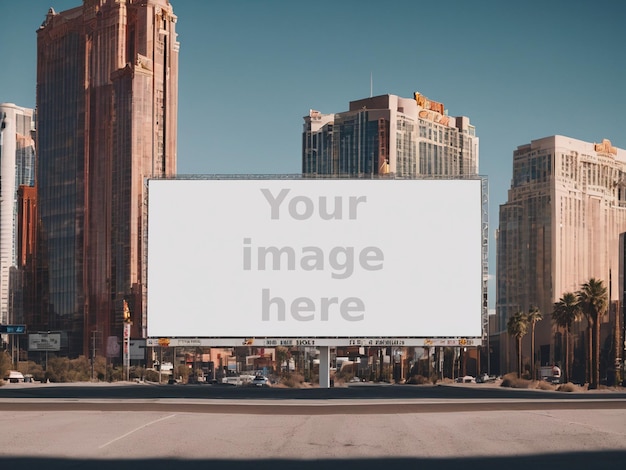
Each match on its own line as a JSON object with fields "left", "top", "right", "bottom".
{"left": 475, "top": 373, "right": 488, "bottom": 383}
{"left": 4, "top": 370, "right": 25, "bottom": 383}
{"left": 348, "top": 376, "right": 367, "bottom": 383}
{"left": 251, "top": 375, "right": 271, "bottom": 387}
{"left": 475, "top": 373, "right": 496, "bottom": 383}
{"left": 455, "top": 375, "right": 475, "bottom": 383}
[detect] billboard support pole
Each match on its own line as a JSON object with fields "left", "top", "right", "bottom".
{"left": 319, "top": 346, "right": 330, "bottom": 388}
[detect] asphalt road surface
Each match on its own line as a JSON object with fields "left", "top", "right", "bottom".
{"left": 1, "top": 382, "right": 625, "bottom": 469}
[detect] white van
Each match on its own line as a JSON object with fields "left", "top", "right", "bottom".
{"left": 4, "top": 370, "right": 25, "bottom": 383}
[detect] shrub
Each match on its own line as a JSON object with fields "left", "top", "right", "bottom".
{"left": 130, "top": 366, "right": 145, "bottom": 380}
{"left": 336, "top": 366, "right": 355, "bottom": 382}
{"left": 175, "top": 364, "right": 190, "bottom": 382}
{"left": 45, "top": 356, "right": 69, "bottom": 382}
{"left": 406, "top": 374, "right": 429, "bottom": 385}
{"left": 45, "top": 356, "right": 94, "bottom": 382}
{"left": 500, "top": 372, "right": 533, "bottom": 389}
{"left": 534, "top": 380, "right": 556, "bottom": 391}
{"left": 557, "top": 382, "right": 579, "bottom": 393}
{"left": 144, "top": 369, "right": 160, "bottom": 383}
{"left": 107, "top": 365, "right": 124, "bottom": 382}
{"left": 69, "top": 356, "right": 92, "bottom": 381}
{"left": 93, "top": 356, "right": 107, "bottom": 381}
{"left": 0, "top": 351, "right": 13, "bottom": 381}
{"left": 280, "top": 372, "right": 305, "bottom": 388}
{"left": 17, "top": 361, "right": 45, "bottom": 382}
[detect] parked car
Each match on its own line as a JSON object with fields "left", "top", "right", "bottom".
{"left": 3, "top": 370, "right": 25, "bottom": 383}
{"left": 251, "top": 375, "right": 271, "bottom": 387}
{"left": 475, "top": 373, "right": 496, "bottom": 383}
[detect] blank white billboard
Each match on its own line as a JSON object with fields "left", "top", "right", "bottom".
{"left": 147, "top": 179, "right": 483, "bottom": 338}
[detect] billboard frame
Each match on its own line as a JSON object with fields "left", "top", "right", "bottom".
{"left": 144, "top": 174, "right": 489, "bottom": 347}
{"left": 28, "top": 332, "right": 61, "bottom": 352}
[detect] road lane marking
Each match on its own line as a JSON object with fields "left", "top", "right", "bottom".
{"left": 98, "top": 414, "right": 176, "bottom": 449}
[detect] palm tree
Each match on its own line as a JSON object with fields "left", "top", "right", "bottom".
{"left": 577, "top": 278, "right": 608, "bottom": 389}
{"left": 527, "top": 306, "right": 543, "bottom": 380}
{"left": 275, "top": 346, "right": 291, "bottom": 376}
{"left": 507, "top": 311, "right": 529, "bottom": 378}
{"left": 552, "top": 292, "right": 582, "bottom": 383}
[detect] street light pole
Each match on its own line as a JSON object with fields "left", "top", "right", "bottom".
{"left": 123, "top": 299, "right": 132, "bottom": 382}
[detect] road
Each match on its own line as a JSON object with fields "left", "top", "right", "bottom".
{"left": 1, "top": 382, "right": 625, "bottom": 469}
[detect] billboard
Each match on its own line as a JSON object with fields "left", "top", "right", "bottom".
{"left": 130, "top": 339, "right": 147, "bottom": 361}
{"left": 28, "top": 333, "right": 61, "bottom": 351}
{"left": 147, "top": 178, "right": 484, "bottom": 339}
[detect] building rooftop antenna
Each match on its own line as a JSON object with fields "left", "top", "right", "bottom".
{"left": 370, "top": 72, "right": 373, "bottom": 97}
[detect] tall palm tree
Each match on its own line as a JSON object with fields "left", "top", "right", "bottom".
{"left": 552, "top": 292, "right": 582, "bottom": 383}
{"left": 507, "top": 311, "right": 529, "bottom": 378}
{"left": 577, "top": 278, "right": 608, "bottom": 389}
{"left": 527, "top": 306, "right": 543, "bottom": 380}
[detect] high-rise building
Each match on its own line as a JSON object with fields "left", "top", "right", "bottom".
{"left": 496, "top": 135, "right": 626, "bottom": 379}
{"left": 35, "top": 0, "right": 178, "bottom": 357}
{"left": 302, "top": 92, "right": 479, "bottom": 177}
{"left": 16, "top": 185, "right": 39, "bottom": 329}
{"left": 0, "top": 104, "right": 36, "bottom": 327}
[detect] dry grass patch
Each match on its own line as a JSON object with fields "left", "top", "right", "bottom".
{"left": 534, "top": 380, "right": 556, "bottom": 391}
{"left": 557, "top": 382, "right": 584, "bottom": 392}
{"left": 406, "top": 375, "right": 430, "bottom": 385}
{"left": 279, "top": 372, "right": 306, "bottom": 388}
{"left": 500, "top": 373, "right": 533, "bottom": 388}
{"left": 501, "top": 374, "right": 586, "bottom": 392}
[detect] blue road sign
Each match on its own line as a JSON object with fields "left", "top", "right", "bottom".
{"left": 0, "top": 324, "right": 26, "bottom": 334}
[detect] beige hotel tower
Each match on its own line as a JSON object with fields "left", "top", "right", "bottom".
{"left": 34, "top": 0, "right": 178, "bottom": 357}
{"left": 497, "top": 136, "right": 626, "bottom": 378}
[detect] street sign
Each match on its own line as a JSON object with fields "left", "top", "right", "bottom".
{"left": 0, "top": 324, "right": 26, "bottom": 334}
{"left": 129, "top": 339, "right": 147, "bottom": 361}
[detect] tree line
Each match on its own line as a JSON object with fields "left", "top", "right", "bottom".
{"left": 508, "top": 277, "right": 617, "bottom": 389}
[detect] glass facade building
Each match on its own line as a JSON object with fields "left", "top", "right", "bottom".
{"left": 35, "top": 0, "right": 178, "bottom": 357}
{"left": 303, "top": 93, "right": 479, "bottom": 178}
{"left": 0, "top": 104, "right": 36, "bottom": 326}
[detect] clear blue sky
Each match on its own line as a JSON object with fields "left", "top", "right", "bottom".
{"left": 2, "top": 0, "right": 626, "bottom": 311}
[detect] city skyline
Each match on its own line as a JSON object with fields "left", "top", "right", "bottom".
{"left": 2, "top": 0, "right": 625, "bottom": 311}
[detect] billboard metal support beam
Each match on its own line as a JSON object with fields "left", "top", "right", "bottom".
{"left": 319, "top": 346, "right": 330, "bottom": 388}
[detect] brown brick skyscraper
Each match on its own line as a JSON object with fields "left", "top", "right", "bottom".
{"left": 35, "top": 0, "right": 178, "bottom": 358}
